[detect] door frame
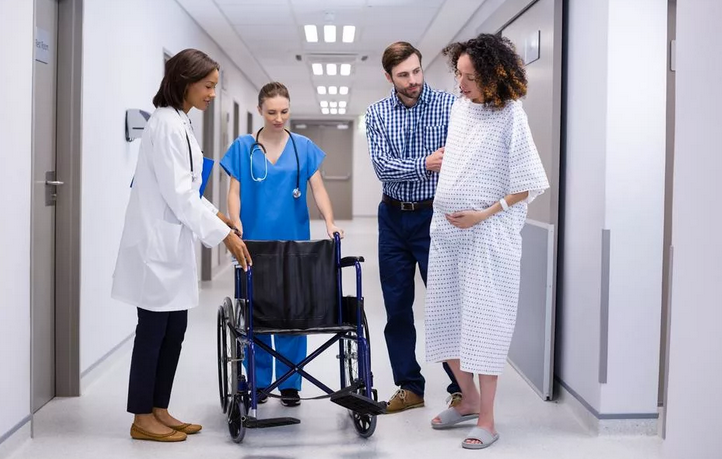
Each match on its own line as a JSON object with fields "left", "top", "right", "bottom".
{"left": 31, "top": 0, "right": 83, "bottom": 410}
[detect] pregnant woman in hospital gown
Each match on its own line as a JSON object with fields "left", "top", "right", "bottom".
{"left": 424, "top": 34, "right": 549, "bottom": 450}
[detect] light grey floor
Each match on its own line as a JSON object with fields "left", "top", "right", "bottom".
{"left": 9, "top": 218, "right": 662, "bottom": 459}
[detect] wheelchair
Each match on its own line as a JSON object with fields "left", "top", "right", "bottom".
{"left": 216, "top": 233, "right": 385, "bottom": 443}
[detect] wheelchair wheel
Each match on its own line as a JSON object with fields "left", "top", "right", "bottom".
{"left": 217, "top": 298, "right": 237, "bottom": 414}
{"left": 227, "top": 394, "right": 247, "bottom": 443}
{"left": 342, "top": 310, "right": 377, "bottom": 438}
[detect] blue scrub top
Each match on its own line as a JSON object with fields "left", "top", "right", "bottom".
{"left": 220, "top": 132, "right": 325, "bottom": 241}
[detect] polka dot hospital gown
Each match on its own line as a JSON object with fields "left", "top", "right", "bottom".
{"left": 425, "top": 97, "right": 549, "bottom": 375}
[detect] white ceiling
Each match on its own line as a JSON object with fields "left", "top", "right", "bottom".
{"left": 176, "top": 0, "right": 486, "bottom": 117}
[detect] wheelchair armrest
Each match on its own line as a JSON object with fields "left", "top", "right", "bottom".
{"left": 340, "top": 256, "right": 365, "bottom": 267}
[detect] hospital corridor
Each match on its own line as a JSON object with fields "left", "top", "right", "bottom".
{"left": 0, "top": 1, "right": 719, "bottom": 459}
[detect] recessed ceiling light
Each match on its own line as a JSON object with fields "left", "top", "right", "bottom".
{"left": 339, "top": 86, "right": 349, "bottom": 95}
{"left": 326, "top": 63, "right": 337, "bottom": 76}
{"left": 317, "top": 86, "right": 327, "bottom": 95}
{"left": 330, "top": 101, "right": 338, "bottom": 107}
{"left": 339, "top": 108, "right": 347, "bottom": 115}
{"left": 342, "top": 26, "right": 355, "bottom": 43}
{"left": 312, "top": 63, "right": 323, "bottom": 75}
{"left": 320, "top": 101, "right": 328, "bottom": 108}
{"left": 339, "top": 101, "right": 347, "bottom": 108}
{"left": 340, "top": 64, "right": 351, "bottom": 76}
{"left": 322, "top": 108, "right": 330, "bottom": 115}
{"left": 330, "top": 108, "right": 338, "bottom": 115}
{"left": 329, "top": 86, "right": 338, "bottom": 95}
{"left": 324, "top": 25, "right": 336, "bottom": 43}
{"left": 304, "top": 25, "right": 318, "bottom": 43}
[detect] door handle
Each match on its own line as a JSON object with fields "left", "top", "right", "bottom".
{"left": 321, "top": 170, "right": 351, "bottom": 181}
{"left": 45, "top": 180, "right": 65, "bottom": 186}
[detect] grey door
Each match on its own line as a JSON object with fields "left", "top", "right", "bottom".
{"left": 292, "top": 121, "right": 353, "bottom": 221}
{"left": 499, "top": 0, "right": 563, "bottom": 400}
{"left": 32, "top": 0, "right": 59, "bottom": 412}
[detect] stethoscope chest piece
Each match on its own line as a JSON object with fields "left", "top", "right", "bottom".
{"left": 293, "top": 188, "right": 302, "bottom": 199}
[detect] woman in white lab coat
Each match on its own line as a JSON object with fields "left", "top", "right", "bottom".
{"left": 112, "top": 48, "right": 252, "bottom": 442}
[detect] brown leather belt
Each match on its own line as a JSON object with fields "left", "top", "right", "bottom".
{"left": 382, "top": 194, "right": 434, "bottom": 211}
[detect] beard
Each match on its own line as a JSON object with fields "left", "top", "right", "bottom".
{"left": 395, "top": 82, "right": 422, "bottom": 101}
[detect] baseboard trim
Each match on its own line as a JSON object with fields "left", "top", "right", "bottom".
{"left": 0, "top": 415, "right": 31, "bottom": 457}
{"left": 555, "top": 378, "right": 658, "bottom": 435}
{"left": 80, "top": 332, "right": 135, "bottom": 394}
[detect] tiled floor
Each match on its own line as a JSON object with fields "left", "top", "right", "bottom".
{"left": 9, "top": 218, "right": 662, "bottom": 459}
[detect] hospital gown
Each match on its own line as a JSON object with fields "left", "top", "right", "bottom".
{"left": 425, "top": 97, "right": 549, "bottom": 375}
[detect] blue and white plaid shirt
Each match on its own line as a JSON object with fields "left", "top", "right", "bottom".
{"left": 365, "top": 83, "right": 455, "bottom": 202}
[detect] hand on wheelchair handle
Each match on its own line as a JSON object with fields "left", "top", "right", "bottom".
{"left": 327, "top": 224, "right": 344, "bottom": 239}
{"left": 224, "top": 231, "right": 252, "bottom": 270}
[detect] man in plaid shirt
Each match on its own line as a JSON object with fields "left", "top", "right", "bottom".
{"left": 365, "top": 42, "right": 461, "bottom": 413}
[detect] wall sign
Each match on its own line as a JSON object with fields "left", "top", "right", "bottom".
{"left": 35, "top": 27, "right": 52, "bottom": 64}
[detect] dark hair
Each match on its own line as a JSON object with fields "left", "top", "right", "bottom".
{"left": 382, "top": 41, "right": 423, "bottom": 75}
{"left": 152, "top": 49, "right": 219, "bottom": 109}
{"left": 443, "top": 34, "right": 527, "bottom": 109}
{"left": 258, "top": 82, "right": 290, "bottom": 107}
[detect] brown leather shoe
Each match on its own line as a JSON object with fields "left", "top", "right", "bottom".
{"left": 384, "top": 388, "right": 424, "bottom": 413}
{"left": 165, "top": 423, "right": 202, "bottom": 435}
{"left": 448, "top": 392, "right": 463, "bottom": 408}
{"left": 130, "top": 423, "right": 187, "bottom": 442}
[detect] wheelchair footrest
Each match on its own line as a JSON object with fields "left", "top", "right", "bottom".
{"left": 330, "top": 390, "right": 386, "bottom": 416}
{"left": 244, "top": 416, "right": 301, "bottom": 429}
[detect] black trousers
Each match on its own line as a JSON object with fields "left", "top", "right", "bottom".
{"left": 127, "top": 308, "right": 188, "bottom": 414}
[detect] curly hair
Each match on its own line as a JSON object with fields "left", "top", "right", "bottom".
{"left": 443, "top": 34, "right": 527, "bottom": 109}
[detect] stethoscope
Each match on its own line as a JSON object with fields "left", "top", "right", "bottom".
{"left": 249, "top": 127, "right": 302, "bottom": 199}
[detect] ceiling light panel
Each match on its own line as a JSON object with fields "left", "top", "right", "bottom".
{"left": 329, "top": 86, "right": 338, "bottom": 95}
{"left": 304, "top": 25, "right": 318, "bottom": 43}
{"left": 339, "top": 86, "right": 349, "bottom": 95}
{"left": 340, "top": 64, "right": 351, "bottom": 76}
{"left": 324, "top": 25, "right": 336, "bottom": 43}
{"left": 342, "top": 25, "right": 355, "bottom": 43}
{"left": 317, "top": 86, "right": 327, "bottom": 95}
{"left": 326, "top": 63, "right": 337, "bottom": 76}
{"left": 312, "top": 63, "right": 323, "bottom": 75}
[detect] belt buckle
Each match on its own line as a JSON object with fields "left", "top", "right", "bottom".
{"left": 400, "top": 201, "right": 416, "bottom": 211}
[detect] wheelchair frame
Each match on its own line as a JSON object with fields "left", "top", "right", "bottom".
{"left": 217, "top": 234, "right": 384, "bottom": 443}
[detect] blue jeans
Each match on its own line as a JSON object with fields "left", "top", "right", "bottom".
{"left": 378, "top": 202, "right": 460, "bottom": 397}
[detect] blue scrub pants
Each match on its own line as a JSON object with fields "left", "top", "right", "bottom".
{"left": 245, "top": 334, "right": 307, "bottom": 390}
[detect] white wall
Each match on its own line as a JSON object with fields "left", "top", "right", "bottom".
{"left": 80, "top": 0, "right": 260, "bottom": 374}
{"left": 600, "top": 0, "right": 666, "bottom": 414}
{"left": 0, "top": 0, "right": 33, "bottom": 443}
{"left": 352, "top": 114, "right": 383, "bottom": 217}
{"left": 664, "top": 1, "right": 722, "bottom": 457}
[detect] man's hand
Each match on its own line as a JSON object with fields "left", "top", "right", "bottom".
{"left": 425, "top": 147, "right": 445, "bottom": 172}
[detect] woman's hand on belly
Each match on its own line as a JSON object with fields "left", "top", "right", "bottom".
{"left": 445, "top": 208, "right": 491, "bottom": 229}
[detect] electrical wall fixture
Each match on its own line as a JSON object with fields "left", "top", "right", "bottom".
{"left": 125, "top": 109, "right": 151, "bottom": 141}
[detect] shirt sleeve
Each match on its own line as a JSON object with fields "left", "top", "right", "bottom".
{"left": 149, "top": 117, "right": 230, "bottom": 248}
{"left": 220, "top": 138, "right": 244, "bottom": 182}
{"left": 304, "top": 136, "right": 326, "bottom": 181}
{"left": 365, "top": 106, "right": 427, "bottom": 182}
{"left": 506, "top": 103, "right": 550, "bottom": 203}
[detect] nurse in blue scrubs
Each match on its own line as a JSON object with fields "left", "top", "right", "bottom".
{"left": 220, "top": 81, "right": 344, "bottom": 406}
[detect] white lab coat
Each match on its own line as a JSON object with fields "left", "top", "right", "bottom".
{"left": 112, "top": 107, "right": 230, "bottom": 312}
